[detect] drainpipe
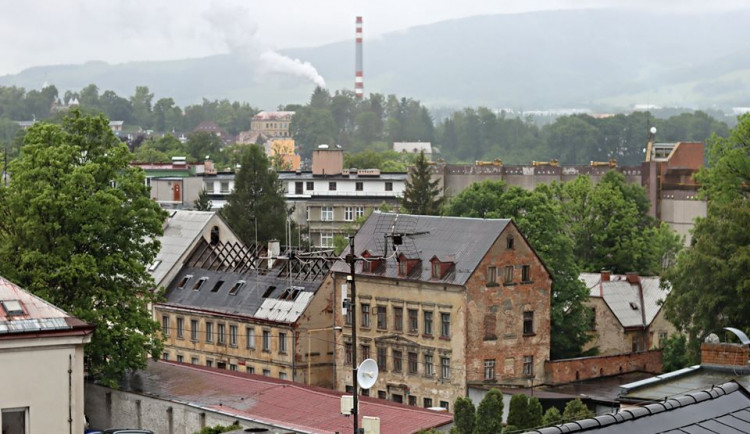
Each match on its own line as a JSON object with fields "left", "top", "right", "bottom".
{"left": 68, "top": 354, "right": 73, "bottom": 434}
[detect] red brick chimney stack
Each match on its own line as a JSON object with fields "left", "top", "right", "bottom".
{"left": 626, "top": 272, "right": 640, "bottom": 284}
{"left": 601, "top": 270, "right": 611, "bottom": 282}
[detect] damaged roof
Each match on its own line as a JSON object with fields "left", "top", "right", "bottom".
{"left": 581, "top": 273, "right": 669, "bottom": 329}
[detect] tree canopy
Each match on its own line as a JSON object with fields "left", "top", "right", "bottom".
{"left": 402, "top": 150, "right": 443, "bottom": 215}
{"left": 474, "top": 388, "right": 504, "bottom": 434}
{"left": 0, "top": 110, "right": 166, "bottom": 385}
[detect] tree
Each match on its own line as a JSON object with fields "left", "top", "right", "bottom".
{"left": 473, "top": 388, "right": 504, "bottom": 434}
{"left": 0, "top": 110, "right": 166, "bottom": 385}
{"left": 542, "top": 407, "right": 563, "bottom": 427}
{"left": 527, "top": 397, "right": 543, "bottom": 429}
{"left": 450, "top": 396, "right": 476, "bottom": 434}
{"left": 661, "top": 333, "right": 695, "bottom": 372}
{"left": 220, "top": 145, "right": 288, "bottom": 246}
{"left": 194, "top": 189, "right": 213, "bottom": 211}
{"left": 186, "top": 131, "right": 223, "bottom": 162}
{"left": 663, "top": 114, "right": 750, "bottom": 353}
{"left": 194, "top": 423, "right": 241, "bottom": 434}
{"left": 402, "top": 150, "right": 443, "bottom": 215}
{"left": 562, "top": 398, "right": 593, "bottom": 422}
{"left": 506, "top": 394, "right": 530, "bottom": 431}
{"left": 445, "top": 181, "right": 593, "bottom": 359}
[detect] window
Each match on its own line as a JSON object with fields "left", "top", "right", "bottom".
{"left": 408, "top": 309, "right": 419, "bottom": 333}
{"left": 192, "top": 277, "right": 207, "bottom": 291}
{"left": 205, "top": 322, "right": 213, "bottom": 343}
{"left": 321, "top": 206, "right": 333, "bottom": 221}
{"left": 345, "top": 343, "right": 353, "bottom": 365}
{"left": 210, "top": 280, "right": 224, "bottom": 293}
{"left": 356, "top": 181, "right": 363, "bottom": 191}
{"left": 393, "top": 394, "right": 403, "bottom": 403}
{"left": 321, "top": 232, "right": 334, "bottom": 248}
{"left": 523, "top": 311, "right": 534, "bottom": 335}
{"left": 507, "top": 236, "right": 515, "bottom": 249}
{"left": 432, "top": 261, "right": 440, "bottom": 278}
{"left": 393, "top": 350, "right": 403, "bottom": 372}
{"left": 355, "top": 206, "right": 365, "bottom": 218}
{"left": 504, "top": 266, "right": 514, "bottom": 283}
{"left": 177, "top": 355, "right": 184, "bottom": 363}
{"left": 523, "top": 355, "right": 534, "bottom": 377}
{"left": 385, "top": 182, "right": 393, "bottom": 191}
{"left": 247, "top": 366, "right": 255, "bottom": 374}
{"left": 191, "top": 357, "right": 199, "bottom": 364}
{"left": 441, "top": 313, "right": 450, "bottom": 338}
{"left": 329, "top": 181, "right": 337, "bottom": 191}
{"left": 230, "top": 364, "right": 237, "bottom": 371}
{"left": 589, "top": 308, "right": 597, "bottom": 330}
{"left": 361, "top": 303, "right": 371, "bottom": 328}
{"left": 3, "top": 407, "right": 28, "bottom": 434}
{"left": 408, "top": 352, "right": 418, "bottom": 374}
{"left": 424, "top": 354, "right": 434, "bottom": 376}
{"left": 361, "top": 344, "right": 370, "bottom": 360}
{"left": 377, "top": 347, "right": 387, "bottom": 370}
{"left": 177, "top": 275, "right": 192, "bottom": 289}
{"left": 205, "top": 182, "right": 214, "bottom": 194}
{"left": 399, "top": 260, "right": 408, "bottom": 275}
{"left": 220, "top": 181, "right": 230, "bottom": 193}
{"left": 487, "top": 266, "right": 497, "bottom": 285}
{"left": 263, "top": 369, "right": 271, "bottom": 377}
{"left": 440, "top": 401, "right": 450, "bottom": 410}
{"left": 345, "top": 207, "right": 354, "bottom": 221}
{"left": 262, "top": 330, "right": 271, "bottom": 351}
{"left": 191, "top": 319, "right": 199, "bottom": 341}
{"left": 484, "top": 359, "right": 496, "bottom": 380}
{"left": 522, "top": 265, "right": 531, "bottom": 282}
{"left": 279, "top": 332, "right": 287, "bottom": 353}
{"left": 229, "top": 280, "right": 245, "bottom": 295}
{"left": 206, "top": 359, "right": 213, "bottom": 367}
{"left": 279, "top": 372, "right": 287, "bottom": 380}
{"left": 162, "top": 315, "right": 170, "bottom": 337}
{"left": 377, "top": 306, "right": 387, "bottom": 329}
{"left": 230, "top": 325, "right": 238, "bottom": 346}
{"left": 176, "top": 317, "right": 184, "bottom": 338}
{"left": 394, "top": 307, "right": 403, "bottom": 331}
{"left": 408, "top": 395, "right": 417, "bottom": 406}
{"left": 162, "top": 352, "right": 169, "bottom": 360}
{"left": 295, "top": 181, "right": 303, "bottom": 194}
{"left": 423, "top": 311, "right": 433, "bottom": 335}
{"left": 306, "top": 181, "right": 314, "bottom": 190}
{"left": 218, "top": 323, "right": 226, "bottom": 345}
{"left": 379, "top": 390, "right": 387, "bottom": 399}
{"left": 346, "top": 304, "right": 353, "bottom": 325}
{"left": 148, "top": 260, "right": 162, "bottom": 272}
{"left": 247, "top": 327, "right": 256, "bottom": 348}
{"left": 441, "top": 357, "right": 451, "bottom": 379}
{"left": 423, "top": 397, "right": 433, "bottom": 408}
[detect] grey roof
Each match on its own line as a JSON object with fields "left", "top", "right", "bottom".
{"left": 530, "top": 381, "right": 750, "bottom": 434}
{"left": 620, "top": 365, "right": 750, "bottom": 403}
{"left": 150, "top": 210, "right": 216, "bottom": 287}
{"left": 332, "top": 212, "right": 511, "bottom": 286}
{"left": 581, "top": 273, "right": 669, "bottom": 328}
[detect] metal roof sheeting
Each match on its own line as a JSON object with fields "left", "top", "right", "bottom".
{"left": 580, "top": 273, "right": 669, "bottom": 329}
{"left": 0, "top": 276, "right": 75, "bottom": 333}
{"left": 151, "top": 210, "right": 215, "bottom": 287}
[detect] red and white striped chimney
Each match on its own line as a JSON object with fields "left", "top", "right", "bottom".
{"left": 355, "top": 16, "right": 363, "bottom": 99}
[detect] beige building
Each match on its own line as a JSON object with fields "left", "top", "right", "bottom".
{"left": 0, "top": 276, "right": 93, "bottom": 433}
{"left": 328, "top": 212, "right": 552, "bottom": 410}
{"left": 250, "top": 111, "right": 295, "bottom": 138}
{"left": 581, "top": 271, "right": 677, "bottom": 356}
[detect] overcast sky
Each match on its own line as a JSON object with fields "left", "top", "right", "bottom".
{"left": 1, "top": 0, "right": 747, "bottom": 78}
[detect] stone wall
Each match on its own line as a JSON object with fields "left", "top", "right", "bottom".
{"left": 544, "top": 350, "right": 663, "bottom": 385}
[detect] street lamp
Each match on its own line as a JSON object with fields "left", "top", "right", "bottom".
{"left": 307, "top": 326, "right": 342, "bottom": 386}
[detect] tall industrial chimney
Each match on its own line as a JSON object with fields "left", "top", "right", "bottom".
{"left": 355, "top": 16, "right": 363, "bottom": 99}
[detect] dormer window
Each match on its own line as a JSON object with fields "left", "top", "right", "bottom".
{"left": 399, "top": 259, "right": 408, "bottom": 275}
{"left": 431, "top": 261, "right": 440, "bottom": 278}
{"left": 192, "top": 277, "right": 208, "bottom": 291}
{"left": 397, "top": 254, "right": 421, "bottom": 277}
{"left": 177, "top": 275, "right": 193, "bottom": 289}
{"left": 360, "top": 250, "right": 384, "bottom": 273}
{"left": 429, "top": 256, "right": 455, "bottom": 279}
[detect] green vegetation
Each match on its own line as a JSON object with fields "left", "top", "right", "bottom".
{"left": 563, "top": 398, "right": 594, "bottom": 421}
{"left": 661, "top": 333, "right": 695, "bottom": 372}
{"left": 194, "top": 423, "right": 241, "bottom": 434}
{"left": 542, "top": 407, "right": 563, "bottom": 427}
{"left": 450, "top": 396, "right": 476, "bottom": 434}
{"left": 0, "top": 110, "right": 166, "bottom": 385}
{"left": 402, "top": 150, "right": 443, "bottom": 215}
{"left": 474, "top": 389, "right": 505, "bottom": 434}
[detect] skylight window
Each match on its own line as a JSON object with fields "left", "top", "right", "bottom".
{"left": 262, "top": 286, "right": 276, "bottom": 298}
{"left": 192, "top": 277, "right": 208, "bottom": 291}
{"left": 177, "top": 275, "right": 193, "bottom": 289}
{"left": 229, "top": 280, "right": 246, "bottom": 296}
{"left": 1, "top": 300, "right": 24, "bottom": 316}
{"left": 210, "top": 280, "right": 224, "bottom": 293}
{"left": 148, "top": 260, "right": 162, "bottom": 272}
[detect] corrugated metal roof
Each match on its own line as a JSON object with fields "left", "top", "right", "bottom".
{"left": 332, "top": 212, "right": 510, "bottom": 286}
{"left": 121, "top": 361, "right": 453, "bottom": 434}
{"left": 151, "top": 210, "right": 215, "bottom": 287}
{"left": 254, "top": 292, "right": 313, "bottom": 323}
{"left": 0, "top": 276, "right": 75, "bottom": 334}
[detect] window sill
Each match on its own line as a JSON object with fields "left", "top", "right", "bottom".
{"left": 521, "top": 280, "right": 534, "bottom": 284}
{"left": 484, "top": 335, "right": 498, "bottom": 341}
{"left": 486, "top": 282, "right": 500, "bottom": 287}
{"left": 504, "top": 282, "right": 516, "bottom": 286}
{"left": 523, "top": 333, "right": 536, "bottom": 337}
{"left": 422, "top": 334, "right": 434, "bottom": 339}
{"left": 439, "top": 336, "right": 451, "bottom": 341}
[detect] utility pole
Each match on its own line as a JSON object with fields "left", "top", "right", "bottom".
{"left": 346, "top": 235, "right": 360, "bottom": 434}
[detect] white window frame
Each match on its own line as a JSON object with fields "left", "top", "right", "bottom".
{"left": 321, "top": 232, "right": 334, "bottom": 248}
{"left": 321, "top": 206, "right": 333, "bottom": 221}
{"left": 345, "top": 207, "right": 354, "bottom": 222}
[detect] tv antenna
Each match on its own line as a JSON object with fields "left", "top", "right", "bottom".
{"left": 373, "top": 213, "right": 429, "bottom": 259}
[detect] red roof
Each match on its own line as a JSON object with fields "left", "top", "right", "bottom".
{"left": 126, "top": 361, "right": 452, "bottom": 433}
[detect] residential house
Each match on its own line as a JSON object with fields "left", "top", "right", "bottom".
{"left": 0, "top": 276, "right": 94, "bottom": 433}
{"left": 394, "top": 141, "right": 433, "bottom": 158}
{"left": 328, "top": 212, "right": 552, "bottom": 410}
{"left": 192, "top": 121, "right": 234, "bottom": 146}
{"left": 581, "top": 272, "right": 676, "bottom": 356}
{"left": 154, "top": 237, "right": 336, "bottom": 384}
{"left": 132, "top": 157, "right": 216, "bottom": 210}
{"left": 249, "top": 111, "right": 294, "bottom": 138}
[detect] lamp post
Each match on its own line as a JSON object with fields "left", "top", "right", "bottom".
{"left": 306, "top": 326, "right": 342, "bottom": 386}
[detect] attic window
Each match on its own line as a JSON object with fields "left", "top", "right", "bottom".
{"left": 177, "top": 275, "right": 193, "bottom": 289}
{"left": 228, "top": 280, "right": 246, "bottom": 296}
{"left": 398, "top": 260, "right": 408, "bottom": 276}
{"left": 507, "top": 237, "right": 515, "bottom": 250}
{"left": 148, "top": 260, "right": 162, "bottom": 272}
{"left": 1, "top": 300, "right": 24, "bottom": 316}
{"left": 431, "top": 261, "right": 440, "bottom": 278}
{"left": 629, "top": 302, "right": 639, "bottom": 310}
{"left": 279, "top": 287, "right": 302, "bottom": 301}
{"left": 262, "top": 286, "right": 276, "bottom": 298}
{"left": 192, "top": 277, "right": 208, "bottom": 291}
{"left": 210, "top": 280, "right": 224, "bottom": 293}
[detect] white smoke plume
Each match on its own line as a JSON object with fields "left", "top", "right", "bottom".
{"left": 203, "top": 1, "right": 326, "bottom": 88}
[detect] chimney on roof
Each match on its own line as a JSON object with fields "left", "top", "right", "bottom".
{"left": 625, "top": 272, "right": 640, "bottom": 284}
{"left": 601, "top": 270, "right": 611, "bottom": 282}
{"left": 701, "top": 342, "right": 750, "bottom": 369}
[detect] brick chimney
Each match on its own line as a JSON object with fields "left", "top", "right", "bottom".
{"left": 601, "top": 270, "right": 611, "bottom": 282}
{"left": 701, "top": 342, "right": 750, "bottom": 368}
{"left": 625, "top": 272, "right": 640, "bottom": 284}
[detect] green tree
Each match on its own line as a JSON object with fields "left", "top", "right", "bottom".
{"left": 194, "top": 422, "right": 241, "bottom": 434}
{"left": 562, "top": 398, "right": 593, "bottom": 422}
{"left": 186, "top": 131, "right": 223, "bottom": 162}
{"left": 527, "top": 397, "right": 543, "bottom": 429}
{"left": 506, "top": 394, "right": 530, "bottom": 430}
{"left": 194, "top": 189, "right": 213, "bottom": 211}
{"left": 664, "top": 114, "right": 750, "bottom": 352}
{"left": 0, "top": 110, "right": 166, "bottom": 385}
{"left": 450, "top": 396, "right": 476, "bottom": 434}
{"left": 402, "top": 150, "right": 443, "bottom": 215}
{"left": 220, "top": 145, "right": 288, "bottom": 246}
{"left": 542, "top": 407, "right": 563, "bottom": 427}
{"left": 661, "top": 333, "right": 696, "bottom": 372}
{"left": 473, "top": 388, "right": 504, "bottom": 434}
{"left": 445, "top": 181, "right": 593, "bottom": 358}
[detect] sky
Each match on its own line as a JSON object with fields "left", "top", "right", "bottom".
{"left": 1, "top": 0, "right": 748, "bottom": 77}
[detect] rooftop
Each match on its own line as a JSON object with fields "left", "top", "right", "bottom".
{"left": 120, "top": 361, "right": 453, "bottom": 434}
{"left": 252, "top": 111, "right": 295, "bottom": 121}
{"left": 581, "top": 272, "right": 668, "bottom": 329}
{"left": 150, "top": 210, "right": 217, "bottom": 287}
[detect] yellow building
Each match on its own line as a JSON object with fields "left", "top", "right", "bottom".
{"left": 250, "top": 111, "right": 295, "bottom": 138}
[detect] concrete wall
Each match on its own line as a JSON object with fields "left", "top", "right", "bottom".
{"left": 85, "top": 383, "right": 295, "bottom": 433}
{"left": 544, "top": 350, "right": 663, "bottom": 384}
{"left": 0, "top": 336, "right": 88, "bottom": 434}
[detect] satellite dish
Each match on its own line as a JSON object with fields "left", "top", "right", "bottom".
{"left": 650, "top": 126, "right": 657, "bottom": 135}
{"left": 357, "top": 358, "right": 379, "bottom": 389}
{"left": 705, "top": 333, "right": 720, "bottom": 344}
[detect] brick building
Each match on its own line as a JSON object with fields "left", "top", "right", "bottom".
{"left": 326, "top": 212, "right": 552, "bottom": 409}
